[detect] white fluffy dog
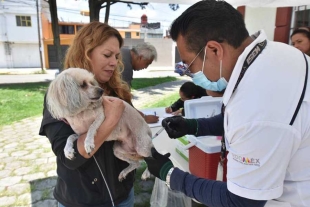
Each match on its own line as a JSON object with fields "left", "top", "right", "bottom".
{"left": 46, "top": 68, "right": 153, "bottom": 181}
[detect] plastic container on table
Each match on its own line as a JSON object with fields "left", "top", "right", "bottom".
{"left": 181, "top": 97, "right": 227, "bottom": 181}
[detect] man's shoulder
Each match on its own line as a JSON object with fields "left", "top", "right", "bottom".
{"left": 121, "top": 48, "right": 132, "bottom": 62}
{"left": 121, "top": 48, "right": 131, "bottom": 54}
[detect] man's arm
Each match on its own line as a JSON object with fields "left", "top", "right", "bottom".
{"left": 171, "top": 168, "right": 267, "bottom": 207}
{"left": 196, "top": 114, "right": 224, "bottom": 136}
{"left": 161, "top": 114, "right": 223, "bottom": 138}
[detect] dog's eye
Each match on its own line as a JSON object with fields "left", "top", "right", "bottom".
{"left": 80, "top": 81, "right": 87, "bottom": 88}
{"left": 90, "top": 81, "right": 96, "bottom": 86}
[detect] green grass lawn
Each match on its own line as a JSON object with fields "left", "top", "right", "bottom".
{"left": 0, "top": 76, "right": 178, "bottom": 127}
{"left": 131, "top": 77, "right": 177, "bottom": 90}
{"left": 0, "top": 82, "right": 49, "bottom": 126}
{"left": 143, "top": 92, "right": 180, "bottom": 108}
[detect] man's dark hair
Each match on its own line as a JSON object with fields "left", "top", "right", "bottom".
{"left": 170, "top": 0, "right": 249, "bottom": 54}
{"left": 291, "top": 28, "right": 310, "bottom": 40}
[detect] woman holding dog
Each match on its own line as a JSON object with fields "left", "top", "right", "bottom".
{"left": 40, "top": 22, "right": 136, "bottom": 207}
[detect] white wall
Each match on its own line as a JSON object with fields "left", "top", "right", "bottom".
{"left": 11, "top": 43, "right": 40, "bottom": 68}
{"left": 0, "top": 43, "right": 40, "bottom": 68}
{"left": 244, "top": 7, "right": 277, "bottom": 40}
{"left": 123, "top": 38, "right": 175, "bottom": 67}
{"left": 146, "top": 38, "right": 174, "bottom": 67}
{"left": 0, "top": 43, "right": 8, "bottom": 68}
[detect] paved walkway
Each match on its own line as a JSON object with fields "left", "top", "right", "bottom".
{"left": 0, "top": 74, "right": 190, "bottom": 207}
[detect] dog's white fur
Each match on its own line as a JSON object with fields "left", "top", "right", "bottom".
{"left": 46, "top": 68, "right": 153, "bottom": 181}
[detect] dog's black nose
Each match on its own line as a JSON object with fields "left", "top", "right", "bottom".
{"left": 97, "top": 88, "right": 104, "bottom": 96}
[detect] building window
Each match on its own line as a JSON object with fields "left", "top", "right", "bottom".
{"left": 76, "top": 25, "right": 84, "bottom": 32}
{"left": 147, "top": 33, "right": 163, "bottom": 38}
{"left": 136, "top": 32, "right": 139, "bottom": 36}
{"left": 59, "top": 25, "right": 75, "bottom": 34}
{"left": 16, "top": 16, "right": 31, "bottom": 27}
{"left": 294, "top": 6, "right": 310, "bottom": 28}
{"left": 125, "top": 32, "right": 131, "bottom": 38}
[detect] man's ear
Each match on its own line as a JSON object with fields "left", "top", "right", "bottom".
{"left": 206, "top": 41, "right": 223, "bottom": 60}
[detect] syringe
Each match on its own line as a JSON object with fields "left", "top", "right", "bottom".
{"left": 152, "top": 127, "right": 165, "bottom": 139}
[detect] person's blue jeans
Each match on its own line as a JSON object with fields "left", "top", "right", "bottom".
{"left": 115, "top": 187, "right": 134, "bottom": 207}
{"left": 58, "top": 187, "right": 134, "bottom": 207}
{"left": 58, "top": 202, "right": 65, "bottom": 207}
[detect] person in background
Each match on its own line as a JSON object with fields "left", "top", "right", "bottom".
{"left": 165, "top": 81, "right": 208, "bottom": 116}
{"left": 291, "top": 27, "right": 310, "bottom": 56}
{"left": 144, "top": 1, "right": 310, "bottom": 207}
{"left": 39, "top": 22, "right": 136, "bottom": 207}
{"left": 121, "top": 42, "right": 159, "bottom": 123}
{"left": 121, "top": 42, "right": 157, "bottom": 87}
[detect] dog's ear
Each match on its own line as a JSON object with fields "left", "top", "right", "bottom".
{"left": 47, "top": 71, "right": 81, "bottom": 118}
{"left": 61, "top": 73, "right": 82, "bottom": 114}
{"left": 47, "top": 73, "right": 68, "bottom": 118}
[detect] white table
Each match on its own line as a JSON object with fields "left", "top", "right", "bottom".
{"left": 141, "top": 107, "right": 189, "bottom": 172}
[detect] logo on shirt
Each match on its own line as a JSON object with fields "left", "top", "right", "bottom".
{"left": 232, "top": 153, "right": 260, "bottom": 167}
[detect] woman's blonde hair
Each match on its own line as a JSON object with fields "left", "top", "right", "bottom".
{"left": 64, "top": 21, "right": 132, "bottom": 104}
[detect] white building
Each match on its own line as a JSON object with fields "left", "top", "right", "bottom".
{"left": 0, "top": 0, "right": 46, "bottom": 68}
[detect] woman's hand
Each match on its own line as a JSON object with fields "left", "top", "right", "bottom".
{"left": 171, "top": 109, "right": 182, "bottom": 116}
{"left": 77, "top": 96, "right": 125, "bottom": 158}
{"left": 102, "top": 96, "right": 125, "bottom": 126}
{"left": 144, "top": 115, "right": 159, "bottom": 123}
{"left": 165, "top": 107, "right": 173, "bottom": 113}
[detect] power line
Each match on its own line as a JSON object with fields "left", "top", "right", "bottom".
{"left": 1, "top": 1, "right": 181, "bottom": 26}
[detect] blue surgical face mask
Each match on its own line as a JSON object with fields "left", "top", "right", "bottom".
{"left": 192, "top": 47, "right": 227, "bottom": 91}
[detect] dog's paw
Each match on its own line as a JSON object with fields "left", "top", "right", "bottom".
{"left": 84, "top": 140, "right": 95, "bottom": 155}
{"left": 64, "top": 148, "right": 76, "bottom": 160}
{"left": 141, "top": 169, "right": 151, "bottom": 180}
{"left": 118, "top": 171, "right": 128, "bottom": 182}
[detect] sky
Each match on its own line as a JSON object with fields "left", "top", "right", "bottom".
{"left": 56, "top": 0, "right": 190, "bottom": 32}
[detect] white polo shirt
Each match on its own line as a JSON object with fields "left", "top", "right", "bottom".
{"left": 223, "top": 30, "right": 310, "bottom": 207}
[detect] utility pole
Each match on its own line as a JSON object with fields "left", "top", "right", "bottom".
{"left": 36, "top": 0, "right": 44, "bottom": 72}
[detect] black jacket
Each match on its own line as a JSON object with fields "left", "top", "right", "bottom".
{"left": 170, "top": 98, "right": 185, "bottom": 116}
{"left": 39, "top": 97, "right": 134, "bottom": 207}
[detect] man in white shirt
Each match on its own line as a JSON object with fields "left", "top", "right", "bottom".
{"left": 144, "top": 1, "right": 310, "bottom": 207}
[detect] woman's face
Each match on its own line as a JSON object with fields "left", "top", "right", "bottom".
{"left": 89, "top": 37, "right": 120, "bottom": 83}
{"left": 291, "top": 33, "right": 310, "bottom": 54}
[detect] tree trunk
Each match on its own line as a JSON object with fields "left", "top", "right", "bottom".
{"left": 89, "top": 0, "right": 103, "bottom": 22}
{"left": 48, "top": 0, "right": 63, "bottom": 71}
{"left": 104, "top": 1, "right": 111, "bottom": 23}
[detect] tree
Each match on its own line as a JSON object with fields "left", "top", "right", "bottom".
{"left": 45, "top": 0, "right": 63, "bottom": 71}
{"left": 88, "top": 1, "right": 148, "bottom": 23}
{"left": 89, "top": 0, "right": 105, "bottom": 22}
